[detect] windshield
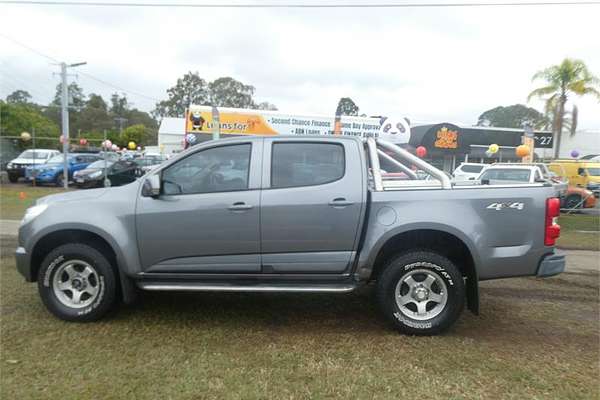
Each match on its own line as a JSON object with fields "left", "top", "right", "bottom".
{"left": 479, "top": 169, "right": 531, "bottom": 182}
{"left": 19, "top": 150, "right": 50, "bottom": 159}
{"left": 587, "top": 168, "right": 600, "bottom": 176}
{"left": 87, "top": 160, "right": 114, "bottom": 169}
{"left": 46, "top": 155, "right": 66, "bottom": 164}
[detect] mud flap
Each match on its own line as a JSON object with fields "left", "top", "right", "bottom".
{"left": 118, "top": 269, "right": 138, "bottom": 305}
{"left": 465, "top": 276, "right": 479, "bottom": 315}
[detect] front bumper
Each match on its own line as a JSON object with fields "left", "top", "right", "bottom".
{"left": 15, "top": 246, "right": 34, "bottom": 282}
{"left": 7, "top": 166, "right": 26, "bottom": 178}
{"left": 537, "top": 250, "right": 566, "bottom": 278}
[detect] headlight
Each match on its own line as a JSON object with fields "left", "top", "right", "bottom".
{"left": 21, "top": 204, "right": 48, "bottom": 226}
{"left": 89, "top": 170, "right": 102, "bottom": 179}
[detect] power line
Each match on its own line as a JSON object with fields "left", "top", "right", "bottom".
{"left": 0, "top": 33, "right": 161, "bottom": 103}
{"left": 0, "top": 0, "right": 598, "bottom": 6}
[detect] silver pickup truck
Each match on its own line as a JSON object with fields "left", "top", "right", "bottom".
{"left": 15, "top": 136, "right": 565, "bottom": 335}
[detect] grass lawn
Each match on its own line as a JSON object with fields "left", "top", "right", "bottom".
{"left": 0, "top": 234, "right": 598, "bottom": 399}
{"left": 0, "top": 184, "right": 68, "bottom": 220}
{"left": 557, "top": 214, "right": 599, "bottom": 251}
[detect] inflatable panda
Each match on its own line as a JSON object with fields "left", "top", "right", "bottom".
{"left": 378, "top": 116, "right": 411, "bottom": 145}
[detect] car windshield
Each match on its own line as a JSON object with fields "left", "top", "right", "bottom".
{"left": 586, "top": 168, "right": 600, "bottom": 176}
{"left": 46, "top": 155, "right": 66, "bottom": 164}
{"left": 479, "top": 168, "right": 531, "bottom": 182}
{"left": 87, "top": 160, "right": 114, "bottom": 169}
{"left": 19, "top": 150, "right": 50, "bottom": 159}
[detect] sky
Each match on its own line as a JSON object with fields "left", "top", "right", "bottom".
{"left": 1, "top": 0, "right": 599, "bottom": 130}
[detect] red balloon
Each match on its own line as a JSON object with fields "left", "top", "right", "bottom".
{"left": 416, "top": 146, "right": 427, "bottom": 158}
{"left": 79, "top": 138, "right": 88, "bottom": 145}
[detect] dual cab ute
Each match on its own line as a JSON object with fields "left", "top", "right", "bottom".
{"left": 16, "top": 136, "right": 565, "bottom": 335}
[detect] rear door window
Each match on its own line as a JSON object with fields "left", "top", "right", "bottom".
{"left": 461, "top": 165, "right": 484, "bottom": 173}
{"left": 271, "top": 142, "right": 345, "bottom": 188}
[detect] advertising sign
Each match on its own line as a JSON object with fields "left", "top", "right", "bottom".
{"left": 186, "top": 105, "right": 385, "bottom": 139}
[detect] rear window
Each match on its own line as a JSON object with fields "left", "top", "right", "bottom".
{"left": 480, "top": 169, "right": 531, "bottom": 182}
{"left": 271, "top": 142, "right": 345, "bottom": 188}
{"left": 460, "top": 165, "right": 484, "bottom": 173}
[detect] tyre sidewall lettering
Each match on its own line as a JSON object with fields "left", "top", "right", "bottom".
{"left": 43, "top": 255, "right": 64, "bottom": 287}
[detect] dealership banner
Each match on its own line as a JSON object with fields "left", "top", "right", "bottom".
{"left": 185, "top": 105, "right": 383, "bottom": 138}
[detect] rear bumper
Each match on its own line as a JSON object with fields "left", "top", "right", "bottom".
{"left": 15, "top": 246, "right": 34, "bottom": 282}
{"left": 536, "top": 250, "right": 565, "bottom": 278}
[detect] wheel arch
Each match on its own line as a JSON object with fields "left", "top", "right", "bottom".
{"left": 369, "top": 226, "right": 479, "bottom": 314}
{"left": 30, "top": 227, "right": 137, "bottom": 304}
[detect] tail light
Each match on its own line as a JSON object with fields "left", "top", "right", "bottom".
{"left": 545, "top": 197, "right": 561, "bottom": 246}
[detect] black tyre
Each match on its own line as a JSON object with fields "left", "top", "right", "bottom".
{"left": 8, "top": 174, "right": 18, "bottom": 183}
{"left": 55, "top": 173, "right": 64, "bottom": 187}
{"left": 376, "top": 250, "right": 465, "bottom": 335}
{"left": 37, "top": 243, "right": 117, "bottom": 322}
{"left": 565, "top": 195, "right": 582, "bottom": 209}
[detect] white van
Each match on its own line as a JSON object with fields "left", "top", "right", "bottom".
{"left": 453, "top": 163, "right": 487, "bottom": 181}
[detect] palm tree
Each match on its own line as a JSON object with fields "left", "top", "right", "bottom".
{"left": 527, "top": 58, "right": 600, "bottom": 158}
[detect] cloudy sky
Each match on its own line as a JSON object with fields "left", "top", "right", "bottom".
{"left": 1, "top": 0, "right": 599, "bottom": 129}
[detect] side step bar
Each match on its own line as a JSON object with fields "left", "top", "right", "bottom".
{"left": 137, "top": 282, "right": 357, "bottom": 293}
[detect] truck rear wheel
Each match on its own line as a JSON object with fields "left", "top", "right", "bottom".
{"left": 37, "top": 243, "right": 117, "bottom": 322}
{"left": 376, "top": 250, "right": 464, "bottom": 335}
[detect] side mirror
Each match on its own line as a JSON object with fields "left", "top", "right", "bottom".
{"left": 142, "top": 174, "right": 161, "bottom": 198}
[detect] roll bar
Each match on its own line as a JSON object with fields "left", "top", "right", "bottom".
{"left": 366, "top": 137, "right": 452, "bottom": 190}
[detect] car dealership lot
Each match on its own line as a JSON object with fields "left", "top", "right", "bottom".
{"left": 0, "top": 234, "right": 598, "bottom": 399}
{"left": 0, "top": 184, "right": 598, "bottom": 399}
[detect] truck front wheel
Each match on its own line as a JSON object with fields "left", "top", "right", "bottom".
{"left": 37, "top": 243, "right": 117, "bottom": 322}
{"left": 376, "top": 250, "right": 464, "bottom": 335}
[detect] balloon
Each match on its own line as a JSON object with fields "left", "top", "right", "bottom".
{"left": 516, "top": 144, "right": 530, "bottom": 158}
{"left": 79, "top": 138, "right": 87, "bottom": 145}
{"left": 570, "top": 149, "right": 579, "bottom": 158}
{"left": 485, "top": 150, "right": 494, "bottom": 158}
{"left": 111, "top": 144, "right": 118, "bottom": 151}
{"left": 20, "top": 132, "right": 31, "bottom": 141}
{"left": 488, "top": 144, "right": 499, "bottom": 154}
{"left": 102, "top": 139, "right": 112, "bottom": 149}
{"left": 137, "top": 146, "right": 141, "bottom": 151}
{"left": 128, "top": 141, "right": 136, "bottom": 150}
{"left": 185, "top": 133, "right": 197, "bottom": 144}
{"left": 59, "top": 135, "right": 66, "bottom": 144}
{"left": 416, "top": 146, "right": 427, "bottom": 158}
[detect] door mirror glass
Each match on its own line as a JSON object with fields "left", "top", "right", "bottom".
{"left": 142, "top": 174, "right": 161, "bottom": 197}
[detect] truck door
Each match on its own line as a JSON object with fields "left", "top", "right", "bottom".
{"left": 135, "top": 140, "right": 263, "bottom": 273}
{"left": 260, "top": 138, "right": 364, "bottom": 274}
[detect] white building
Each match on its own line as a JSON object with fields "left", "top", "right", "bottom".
{"left": 158, "top": 117, "right": 186, "bottom": 155}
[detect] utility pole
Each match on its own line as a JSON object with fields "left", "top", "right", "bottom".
{"left": 58, "top": 61, "right": 86, "bottom": 189}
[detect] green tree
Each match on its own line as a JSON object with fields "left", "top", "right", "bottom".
{"left": 209, "top": 77, "right": 256, "bottom": 108}
{"left": 335, "top": 97, "right": 359, "bottom": 116}
{"left": 527, "top": 58, "right": 600, "bottom": 158}
{"left": 6, "top": 90, "right": 33, "bottom": 105}
{"left": 255, "top": 101, "right": 278, "bottom": 111}
{"left": 121, "top": 124, "right": 147, "bottom": 147}
{"left": 110, "top": 92, "right": 129, "bottom": 117}
{"left": 477, "top": 104, "right": 548, "bottom": 129}
{"left": 76, "top": 93, "right": 113, "bottom": 134}
{"left": 153, "top": 72, "right": 209, "bottom": 118}
{"left": 0, "top": 101, "right": 60, "bottom": 150}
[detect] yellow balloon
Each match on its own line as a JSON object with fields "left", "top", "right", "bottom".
{"left": 489, "top": 143, "right": 499, "bottom": 154}
{"left": 128, "top": 141, "right": 136, "bottom": 150}
{"left": 20, "top": 132, "right": 31, "bottom": 141}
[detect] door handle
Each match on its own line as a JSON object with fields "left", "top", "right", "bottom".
{"left": 328, "top": 198, "right": 354, "bottom": 207}
{"left": 228, "top": 202, "right": 253, "bottom": 211}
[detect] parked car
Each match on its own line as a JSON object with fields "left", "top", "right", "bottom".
{"left": 452, "top": 162, "right": 487, "bottom": 181}
{"left": 549, "top": 160, "right": 600, "bottom": 197}
{"left": 16, "top": 136, "right": 564, "bottom": 335}
{"left": 6, "top": 149, "right": 60, "bottom": 182}
{"left": 134, "top": 155, "right": 165, "bottom": 173}
{"left": 562, "top": 186, "right": 597, "bottom": 209}
{"left": 25, "top": 153, "right": 101, "bottom": 186}
{"left": 491, "top": 162, "right": 568, "bottom": 198}
{"left": 477, "top": 165, "right": 544, "bottom": 184}
{"left": 74, "top": 160, "right": 140, "bottom": 188}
